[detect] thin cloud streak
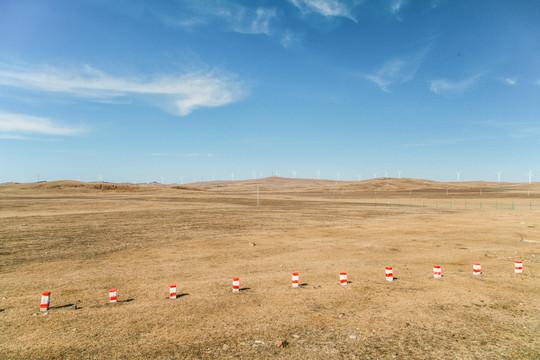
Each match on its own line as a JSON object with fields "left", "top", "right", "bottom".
{"left": 0, "top": 64, "right": 245, "bottom": 116}
{"left": 430, "top": 74, "right": 482, "bottom": 94}
{"left": 289, "top": 0, "right": 357, "bottom": 22}
{"left": 0, "top": 112, "right": 83, "bottom": 136}
{"left": 476, "top": 119, "right": 540, "bottom": 139}
{"left": 151, "top": 152, "right": 214, "bottom": 158}
{"left": 0, "top": 134, "right": 28, "bottom": 140}
{"left": 401, "top": 136, "right": 482, "bottom": 147}
{"left": 364, "top": 47, "right": 430, "bottom": 92}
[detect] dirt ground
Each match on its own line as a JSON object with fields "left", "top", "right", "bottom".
{"left": 0, "top": 178, "right": 539, "bottom": 359}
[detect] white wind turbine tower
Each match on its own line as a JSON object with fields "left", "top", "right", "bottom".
{"left": 316, "top": 169, "right": 320, "bottom": 180}
{"left": 180, "top": 175, "right": 184, "bottom": 185}
{"left": 373, "top": 172, "right": 377, "bottom": 178}
{"left": 358, "top": 174, "right": 362, "bottom": 181}
{"left": 497, "top": 171, "right": 502, "bottom": 183}
{"left": 384, "top": 171, "right": 388, "bottom": 178}
{"left": 231, "top": 172, "right": 235, "bottom": 181}
{"left": 397, "top": 170, "right": 402, "bottom": 178}
{"left": 528, "top": 170, "right": 534, "bottom": 184}
{"left": 456, "top": 171, "right": 461, "bottom": 182}
{"left": 336, "top": 172, "right": 340, "bottom": 181}
{"left": 292, "top": 169, "right": 297, "bottom": 178}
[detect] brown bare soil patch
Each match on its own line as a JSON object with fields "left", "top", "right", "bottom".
{"left": 0, "top": 178, "right": 538, "bottom": 359}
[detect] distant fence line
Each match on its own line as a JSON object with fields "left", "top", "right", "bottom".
{"left": 257, "top": 199, "right": 540, "bottom": 211}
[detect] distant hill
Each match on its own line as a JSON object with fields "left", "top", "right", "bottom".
{"left": 1, "top": 177, "right": 537, "bottom": 194}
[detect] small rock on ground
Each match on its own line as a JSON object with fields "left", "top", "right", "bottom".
{"left": 275, "top": 340, "right": 288, "bottom": 348}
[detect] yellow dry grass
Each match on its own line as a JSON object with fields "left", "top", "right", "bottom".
{"left": 0, "top": 178, "right": 538, "bottom": 359}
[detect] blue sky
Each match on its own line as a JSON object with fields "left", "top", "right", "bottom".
{"left": 0, "top": 0, "right": 539, "bottom": 183}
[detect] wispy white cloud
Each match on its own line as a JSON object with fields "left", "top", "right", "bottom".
{"left": 389, "top": 0, "right": 407, "bottom": 20}
{"left": 0, "top": 64, "right": 245, "bottom": 116}
{"left": 430, "top": 74, "right": 482, "bottom": 94}
{"left": 289, "top": 0, "right": 357, "bottom": 22}
{"left": 364, "top": 47, "right": 430, "bottom": 92}
{"left": 154, "top": 3, "right": 302, "bottom": 48}
{"left": 280, "top": 30, "right": 303, "bottom": 48}
{"left": 245, "top": 8, "right": 277, "bottom": 35}
{"left": 0, "top": 112, "right": 83, "bottom": 137}
{"left": 160, "top": 3, "right": 277, "bottom": 36}
{"left": 505, "top": 77, "right": 517, "bottom": 85}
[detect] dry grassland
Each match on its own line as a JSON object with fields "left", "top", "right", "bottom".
{"left": 0, "top": 178, "right": 539, "bottom": 359}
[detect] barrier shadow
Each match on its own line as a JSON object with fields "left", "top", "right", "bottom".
{"left": 50, "top": 303, "right": 77, "bottom": 310}
{"left": 176, "top": 293, "right": 189, "bottom": 299}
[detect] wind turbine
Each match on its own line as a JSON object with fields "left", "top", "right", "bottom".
{"left": 336, "top": 172, "right": 340, "bottom": 181}
{"left": 384, "top": 171, "right": 388, "bottom": 178}
{"left": 358, "top": 174, "right": 362, "bottom": 181}
{"left": 212, "top": 174, "right": 215, "bottom": 181}
{"left": 456, "top": 171, "right": 461, "bottom": 182}
{"left": 98, "top": 174, "right": 103, "bottom": 182}
{"left": 316, "top": 169, "right": 320, "bottom": 180}
{"left": 397, "top": 170, "right": 402, "bottom": 178}
{"left": 231, "top": 172, "right": 234, "bottom": 181}
{"left": 496, "top": 171, "right": 502, "bottom": 183}
{"left": 373, "top": 172, "right": 377, "bottom": 179}
{"left": 528, "top": 170, "right": 534, "bottom": 184}
{"left": 292, "top": 169, "right": 297, "bottom": 178}
{"left": 180, "top": 176, "right": 183, "bottom": 185}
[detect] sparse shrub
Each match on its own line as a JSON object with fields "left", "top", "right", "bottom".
{"left": 172, "top": 185, "right": 207, "bottom": 191}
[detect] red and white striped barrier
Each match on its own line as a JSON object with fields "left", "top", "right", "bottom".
{"left": 170, "top": 284, "right": 177, "bottom": 299}
{"left": 340, "top": 272, "right": 347, "bottom": 285}
{"left": 514, "top": 261, "right": 523, "bottom": 274}
{"left": 433, "top": 266, "right": 441, "bottom": 279}
{"left": 473, "top": 263, "right": 481, "bottom": 275}
{"left": 291, "top": 273, "right": 299, "bottom": 288}
{"left": 385, "top": 267, "right": 393, "bottom": 282}
{"left": 232, "top": 278, "right": 240, "bottom": 293}
{"left": 40, "top": 291, "right": 50, "bottom": 312}
{"left": 109, "top": 288, "right": 117, "bottom": 303}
